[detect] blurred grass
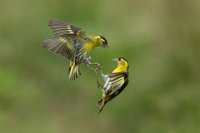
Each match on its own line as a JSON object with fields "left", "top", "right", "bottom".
{"left": 0, "top": 0, "right": 200, "bottom": 133}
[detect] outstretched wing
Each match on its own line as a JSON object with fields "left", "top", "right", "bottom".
{"left": 43, "top": 19, "right": 88, "bottom": 59}
{"left": 103, "top": 72, "right": 128, "bottom": 96}
{"left": 48, "top": 19, "right": 86, "bottom": 40}
{"left": 43, "top": 37, "right": 75, "bottom": 60}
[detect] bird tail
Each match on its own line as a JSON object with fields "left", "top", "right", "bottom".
{"left": 68, "top": 61, "right": 81, "bottom": 80}
{"left": 97, "top": 99, "right": 105, "bottom": 113}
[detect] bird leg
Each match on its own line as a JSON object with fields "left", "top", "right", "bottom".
{"left": 84, "top": 56, "right": 105, "bottom": 89}
{"left": 84, "top": 57, "right": 103, "bottom": 75}
{"left": 83, "top": 56, "right": 104, "bottom": 89}
{"left": 95, "top": 65, "right": 106, "bottom": 89}
{"left": 96, "top": 78, "right": 103, "bottom": 89}
{"left": 88, "top": 62, "right": 102, "bottom": 74}
{"left": 87, "top": 62, "right": 103, "bottom": 89}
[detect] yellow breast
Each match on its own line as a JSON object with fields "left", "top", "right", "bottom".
{"left": 84, "top": 42, "right": 98, "bottom": 52}
{"left": 112, "top": 66, "right": 128, "bottom": 73}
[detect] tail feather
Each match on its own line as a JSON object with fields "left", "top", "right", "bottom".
{"left": 97, "top": 99, "right": 102, "bottom": 106}
{"left": 68, "top": 61, "right": 81, "bottom": 80}
{"left": 97, "top": 99, "right": 105, "bottom": 113}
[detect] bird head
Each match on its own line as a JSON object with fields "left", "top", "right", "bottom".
{"left": 113, "top": 57, "right": 129, "bottom": 72}
{"left": 94, "top": 36, "right": 108, "bottom": 48}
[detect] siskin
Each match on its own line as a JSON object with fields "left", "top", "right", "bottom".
{"left": 43, "top": 19, "right": 108, "bottom": 80}
{"left": 97, "top": 57, "right": 129, "bottom": 113}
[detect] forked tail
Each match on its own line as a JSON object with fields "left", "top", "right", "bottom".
{"left": 97, "top": 99, "right": 105, "bottom": 113}
{"left": 68, "top": 61, "right": 81, "bottom": 80}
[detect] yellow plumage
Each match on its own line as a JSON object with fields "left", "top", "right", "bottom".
{"left": 98, "top": 57, "right": 129, "bottom": 113}
{"left": 43, "top": 19, "right": 108, "bottom": 80}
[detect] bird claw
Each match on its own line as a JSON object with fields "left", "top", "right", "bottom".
{"left": 96, "top": 78, "right": 103, "bottom": 89}
{"left": 94, "top": 64, "right": 102, "bottom": 75}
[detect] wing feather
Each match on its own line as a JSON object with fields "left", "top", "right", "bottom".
{"left": 48, "top": 19, "right": 86, "bottom": 39}
{"left": 43, "top": 37, "right": 75, "bottom": 59}
{"left": 103, "top": 72, "right": 128, "bottom": 95}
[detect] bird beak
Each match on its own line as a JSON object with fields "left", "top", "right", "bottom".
{"left": 113, "top": 58, "right": 119, "bottom": 62}
{"left": 103, "top": 43, "right": 108, "bottom": 49}
{"left": 99, "top": 36, "right": 108, "bottom": 49}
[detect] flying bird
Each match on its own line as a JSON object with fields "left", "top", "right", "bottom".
{"left": 43, "top": 19, "right": 108, "bottom": 80}
{"left": 97, "top": 57, "right": 129, "bottom": 113}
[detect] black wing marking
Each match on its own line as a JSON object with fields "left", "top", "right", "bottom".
{"left": 103, "top": 72, "right": 128, "bottom": 96}
{"left": 43, "top": 37, "right": 75, "bottom": 59}
{"left": 48, "top": 19, "right": 86, "bottom": 39}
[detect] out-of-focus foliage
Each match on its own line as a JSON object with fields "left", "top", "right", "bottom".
{"left": 0, "top": 0, "right": 200, "bottom": 133}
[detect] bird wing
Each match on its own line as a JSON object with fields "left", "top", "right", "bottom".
{"left": 48, "top": 19, "right": 86, "bottom": 41}
{"left": 103, "top": 72, "right": 128, "bottom": 96}
{"left": 45, "top": 19, "right": 88, "bottom": 60}
{"left": 43, "top": 37, "right": 76, "bottom": 60}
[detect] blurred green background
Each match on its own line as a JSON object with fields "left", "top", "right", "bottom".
{"left": 0, "top": 0, "right": 200, "bottom": 133}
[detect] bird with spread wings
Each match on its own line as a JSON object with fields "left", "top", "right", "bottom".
{"left": 43, "top": 19, "right": 108, "bottom": 80}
